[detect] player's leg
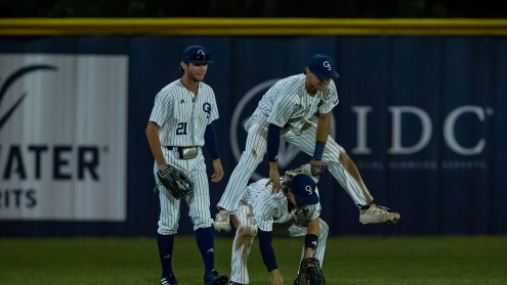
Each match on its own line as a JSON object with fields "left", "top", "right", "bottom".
{"left": 314, "top": 219, "right": 328, "bottom": 267}
{"left": 154, "top": 152, "right": 182, "bottom": 285}
{"left": 285, "top": 126, "right": 400, "bottom": 224}
{"left": 188, "top": 155, "right": 228, "bottom": 285}
{"left": 215, "top": 123, "right": 267, "bottom": 231}
{"left": 284, "top": 126, "right": 373, "bottom": 205}
{"left": 230, "top": 204, "right": 257, "bottom": 285}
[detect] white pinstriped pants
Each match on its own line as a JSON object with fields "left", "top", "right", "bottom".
{"left": 154, "top": 147, "right": 213, "bottom": 235}
{"left": 218, "top": 120, "right": 374, "bottom": 212}
{"left": 230, "top": 204, "right": 329, "bottom": 284}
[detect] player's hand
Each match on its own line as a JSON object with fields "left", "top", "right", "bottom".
{"left": 157, "top": 163, "right": 169, "bottom": 172}
{"left": 210, "top": 159, "right": 224, "bottom": 183}
{"left": 269, "top": 162, "right": 281, "bottom": 193}
{"left": 310, "top": 159, "right": 323, "bottom": 177}
{"left": 271, "top": 269, "right": 284, "bottom": 285}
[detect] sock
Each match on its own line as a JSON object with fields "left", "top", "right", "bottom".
{"left": 157, "top": 234, "right": 175, "bottom": 278}
{"left": 194, "top": 227, "right": 215, "bottom": 274}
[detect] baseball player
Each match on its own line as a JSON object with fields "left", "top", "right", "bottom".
{"left": 145, "top": 45, "right": 228, "bottom": 285}
{"left": 215, "top": 54, "right": 400, "bottom": 231}
{"left": 228, "top": 166, "right": 327, "bottom": 285}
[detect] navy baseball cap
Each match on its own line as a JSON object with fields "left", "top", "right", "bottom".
{"left": 307, "top": 54, "right": 339, "bottom": 81}
{"left": 291, "top": 174, "right": 319, "bottom": 206}
{"left": 182, "top": 45, "right": 212, "bottom": 64}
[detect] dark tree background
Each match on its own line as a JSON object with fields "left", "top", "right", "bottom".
{"left": 0, "top": 0, "right": 506, "bottom": 18}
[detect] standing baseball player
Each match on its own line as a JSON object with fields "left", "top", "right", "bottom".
{"left": 215, "top": 53, "right": 400, "bottom": 231}
{"left": 229, "top": 165, "right": 327, "bottom": 285}
{"left": 145, "top": 45, "right": 228, "bottom": 285}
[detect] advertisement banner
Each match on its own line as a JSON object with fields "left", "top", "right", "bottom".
{"left": 0, "top": 54, "right": 128, "bottom": 221}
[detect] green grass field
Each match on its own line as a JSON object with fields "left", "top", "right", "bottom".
{"left": 1, "top": 236, "right": 506, "bottom": 285}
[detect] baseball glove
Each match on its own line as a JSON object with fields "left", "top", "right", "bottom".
{"left": 156, "top": 165, "right": 193, "bottom": 199}
{"left": 292, "top": 207, "right": 312, "bottom": 227}
{"left": 294, "top": 257, "right": 325, "bottom": 285}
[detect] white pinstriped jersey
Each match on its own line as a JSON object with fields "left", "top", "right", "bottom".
{"left": 250, "top": 74, "right": 339, "bottom": 132}
{"left": 241, "top": 178, "right": 321, "bottom": 232}
{"left": 149, "top": 80, "right": 219, "bottom": 146}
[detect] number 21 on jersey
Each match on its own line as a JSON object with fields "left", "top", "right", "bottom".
{"left": 176, "top": 122, "right": 187, "bottom": 135}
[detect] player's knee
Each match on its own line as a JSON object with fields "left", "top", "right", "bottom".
{"left": 338, "top": 151, "right": 351, "bottom": 166}
{"left": 191, "top": 215, "right": 213, "bottom": 230}
{"left": 157, "top": 221, "right": 178, "bottom": 235}
{"left": 238, "top": 225, "right": 257, "bottom": 238}
{"left": 323, "top": 145, "right": 346, "bottom": 164}
{"left": 235, "top": 225, "right": 256, "bottom": 249}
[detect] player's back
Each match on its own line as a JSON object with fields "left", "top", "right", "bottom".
{"left": 241, "top": 178, "right": 292, "bottom": 227}
{"left": 255, "top": 74, "right": 304, "bottom": 117}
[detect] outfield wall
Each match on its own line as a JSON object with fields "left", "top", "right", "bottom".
{"left": 0, "top": 19, "right": 506, "bottom": 236}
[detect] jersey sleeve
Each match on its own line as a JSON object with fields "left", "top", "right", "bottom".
{"left": 267, "top": 88, "right": 297, "bottom": 127}
{"left": 318, "top": 80, "right": 339, "bottom": 114}
{"left": 207, "top": 88, "right": 220, "bottom": 125}
{"left": 256, "top": 196, "right": 275, "bottom": 232}
{"left": 149, "top": 89, "right": 172, "bottom": 127}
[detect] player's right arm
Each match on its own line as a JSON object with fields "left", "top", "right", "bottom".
{"left": 145, "top": 89, "right": 173, "bottom": 168}
{"left": 145, "top": 122, "right": 166, "bottom": 168}
{"left": 266, "top": 86, "right": 297, "bottom": 192}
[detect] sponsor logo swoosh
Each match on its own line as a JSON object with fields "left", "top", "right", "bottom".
{"left": 0, "top": 64, "right": 57, "bottom": 131}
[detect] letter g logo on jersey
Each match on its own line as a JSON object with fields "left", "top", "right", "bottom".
{"left": 202, "top": 102, "right": 211, "bottom": 119}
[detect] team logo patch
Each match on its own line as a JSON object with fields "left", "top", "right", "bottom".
{"left": 322, "top": 61, "right": 332, "bottom": 71}
{"left": 203, "top": 102, "right": 211, "bottom": 118}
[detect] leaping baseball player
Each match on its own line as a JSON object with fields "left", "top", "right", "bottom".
{"left": 215, "top": 53, "right": 400, "bottom": 232}
{"left": 229, "top": 164, "right": 327, "bottom": 285}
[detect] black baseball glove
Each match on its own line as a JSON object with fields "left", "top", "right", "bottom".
{"left": 294, "top": 257, "right": 325, "bottom": 285}
{"left": 292, "top": 207, "right": 312, "bottom": 227}
{"left": 156, "top": 165, "right": 193, "bottom": 199}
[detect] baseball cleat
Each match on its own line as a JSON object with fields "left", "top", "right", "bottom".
{"left": 160, "top": 275, "right": 178, "bottom": 285}
{"left": 204, "top": 270, "right": 229, "bottom": 285}
{"left": 359, "top": 204, "right": 400, "bottom": 224}
{"left": 213, "top": 209, "right": 232, "bottom": 232}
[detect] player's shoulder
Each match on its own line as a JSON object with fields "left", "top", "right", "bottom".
{"left": 322, "top": 79, "right": 338, "bottom": 98}
{"left": 198, "top": 81, "right": 212, "bottom": 89}
{"left": 198, "top": 81, "right": 216, "bottom": 95}
{"left": 156, "top": 80, "right": 181, "bottom": 98}
{"left": 276, "top": 73, "right": 305, "bottom": 87}
{"left": 271, "top": 74, "right": 304, "bottom": 102}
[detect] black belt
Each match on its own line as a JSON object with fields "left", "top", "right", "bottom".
{"left": 165, "top": 146, "right": 198, "bottom": 150}
{"left": 165, "top": 146, "right": 200, "bottom": 160}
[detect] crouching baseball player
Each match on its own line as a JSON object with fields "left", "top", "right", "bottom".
{"left": 228, "top": 167, "right": 327, "bottom": 285}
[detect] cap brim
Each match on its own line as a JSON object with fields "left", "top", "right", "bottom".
{"left": 317, "top": 71, "right": 340, "bottom": 80}
{"left": 189, "top": 60, "right": 213, "bottom": 64}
